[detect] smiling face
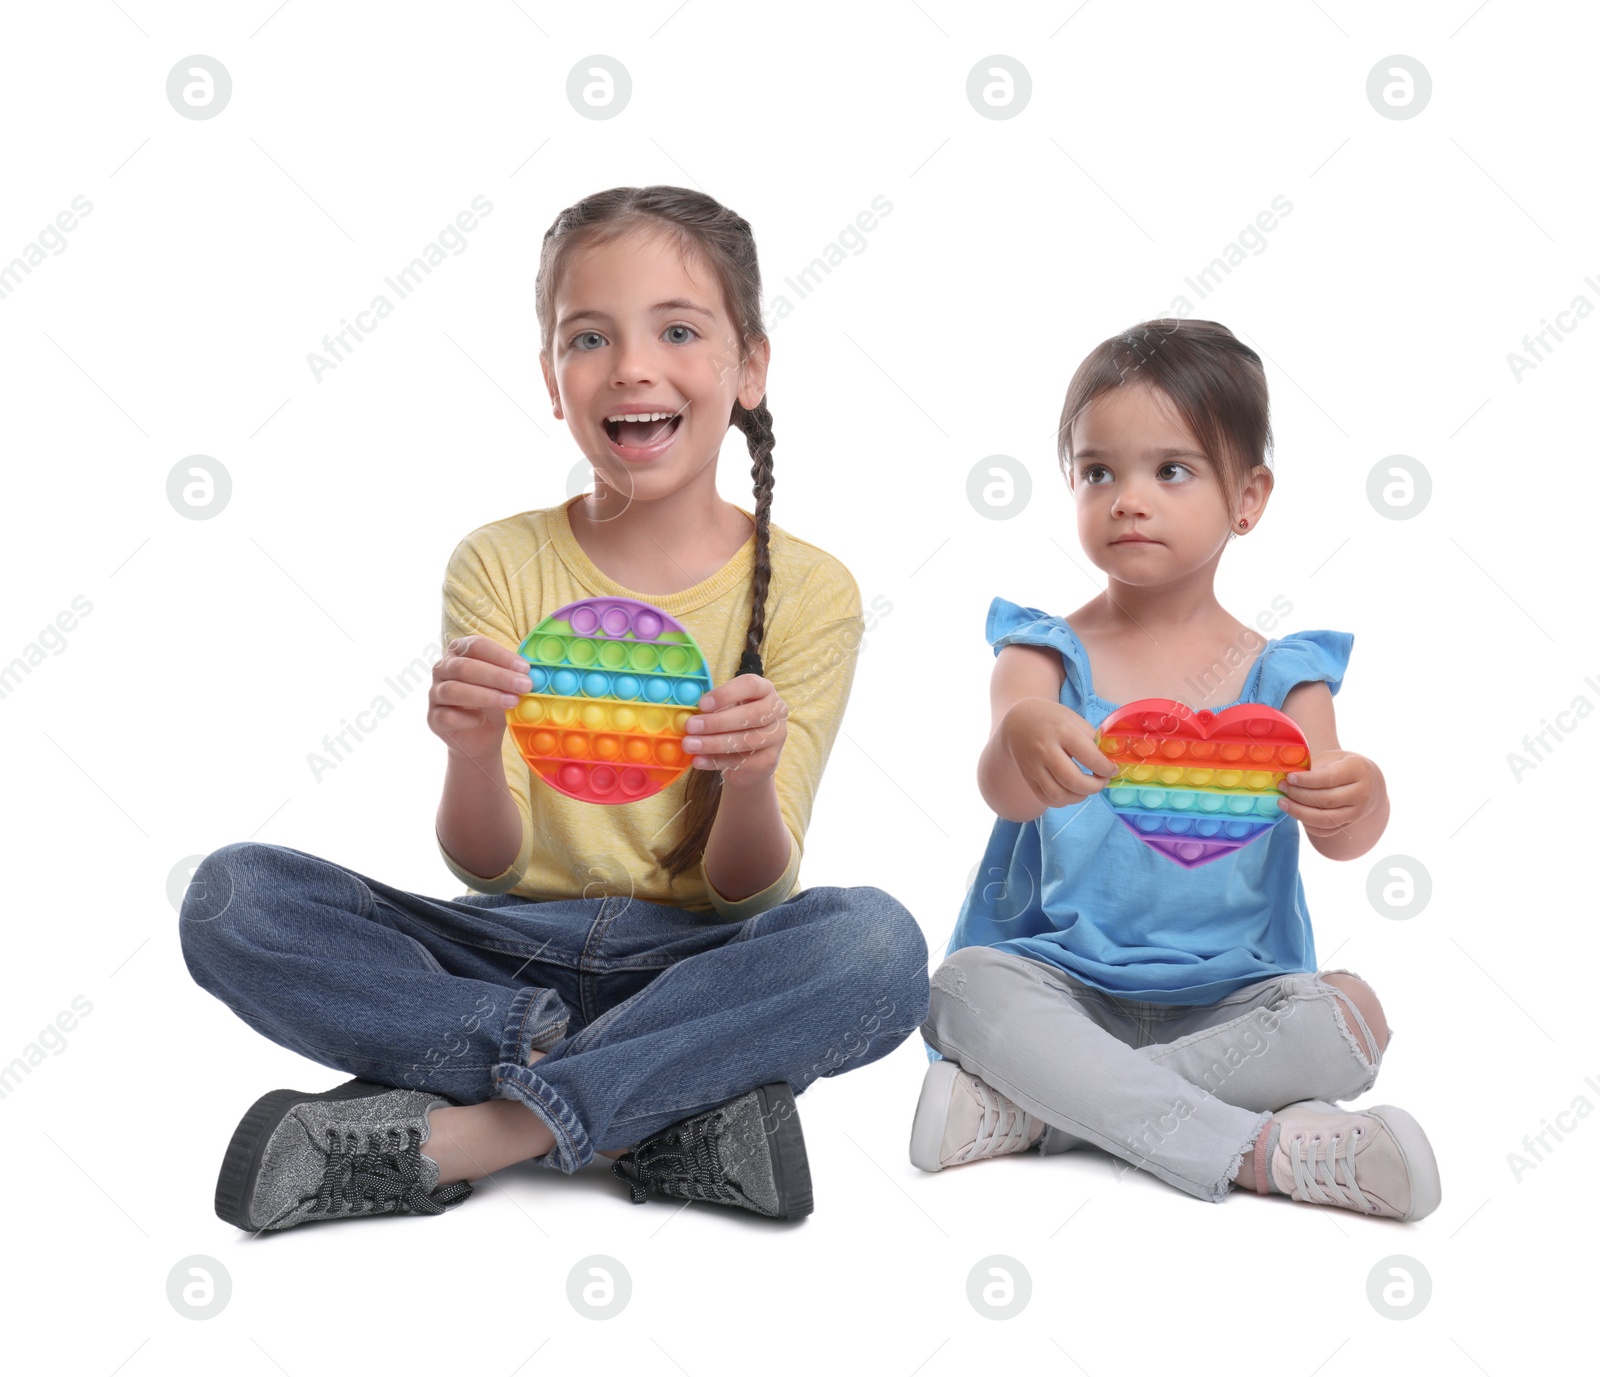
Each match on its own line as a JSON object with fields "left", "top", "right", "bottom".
{"left": 1067, "top": 382, "right": 1267, "bottom": 585}
{"left": 541, "top": 225, "right": 768, "bottom": 507}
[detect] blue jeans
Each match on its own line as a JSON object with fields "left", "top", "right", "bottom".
{"left": 922, "top": 946, "right": 1387, "bottom": 1203}
{"left": 180, "top": 842, "right": 930, "bottom": 1174}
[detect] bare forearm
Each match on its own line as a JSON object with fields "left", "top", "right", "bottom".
{"left": 436, "top": 747, "right": 522, "bottom": 880}
{"left": 703, "top": 773, "right": 791, "bottom": 901}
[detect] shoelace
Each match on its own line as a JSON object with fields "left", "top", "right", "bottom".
{"left": 611, "top": 1111, "right": 739, "bottom": 1206}
{"left": 956, "top": 1076, "right": 1039, "bottom": 1164}
{"left": 1286, "top": 1126, "right": 1373, "bottom": 1211}
{"left": 311, "top": 1125, "right": 473, "bottom": 1217}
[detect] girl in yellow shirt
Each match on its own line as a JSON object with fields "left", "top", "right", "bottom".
{"left": 181, "top": 186, "right": 929, "bottom": 1232}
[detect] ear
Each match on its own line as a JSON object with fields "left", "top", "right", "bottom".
{"left": 1239, "top": 463, "right": 1274, "bottom": 523}
{"left": 540, "top": 351, "right": 563, "bottom": 419}
{"left": 737, "top": 334, "right": 771, "bottom": 411}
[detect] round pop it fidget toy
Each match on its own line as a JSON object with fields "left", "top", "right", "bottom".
{"left": 1092, "top": 698, "right": 1310, "bottom": 869}
{"left": 505, "top": 597, "right": 714, "bottom": 804}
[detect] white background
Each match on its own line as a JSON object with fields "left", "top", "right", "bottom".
{"left": 2, "top": 1, "right": 1594, "bottom": 1371}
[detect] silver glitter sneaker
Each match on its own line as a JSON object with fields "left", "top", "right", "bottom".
{"left": 610, "top": 1082, "right": 813, "bottom": 1219}
{"left": 215, "top": 1078, "right": 474, "bottom": 1233}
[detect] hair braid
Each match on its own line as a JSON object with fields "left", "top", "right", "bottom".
{"left": 735, "top": 398, "right": 775, "bottom": 676}
{"left": 655, "top": 397, "right": 776, "bottom": 880}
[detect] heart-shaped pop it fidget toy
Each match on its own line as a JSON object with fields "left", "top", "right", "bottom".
{"left": 505, "top": 597, "right": 713, "bottom": 804}
{"left": 1092, "top": 699, "right": 1310, "bottom": 868}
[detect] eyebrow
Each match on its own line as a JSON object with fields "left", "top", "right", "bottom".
{"left": 1073, "top": 447, "right": 1208, "bottom": 463}
{"left": 560, "top": 299, "right": 716, "bottom": 328}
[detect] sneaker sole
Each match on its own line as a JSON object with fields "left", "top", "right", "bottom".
{"left": 214, "top": 1077, "right": 391, "bottom": 1232}
{"left": 1362, "top": 1104, "right": 1443, "bottom": 1222}
{"left": 908, "top": 1059, "right": 962, "bottom": 1173}
{"left": 755, "top": 1082, "right": 813, "bottom": 1219}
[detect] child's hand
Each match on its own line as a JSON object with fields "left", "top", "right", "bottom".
{"left": 998, "top": 698, "right": 1119, "bottom": 809}
{"left": 681, "top": 674, "right": 788, "bottom": 790}
{"left": 428, "top": 635, "right": 533, "bottom": 760}
{"left": 1277, "top": 750, "right": 1382, "bottom": 837}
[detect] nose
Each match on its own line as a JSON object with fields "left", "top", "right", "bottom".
{"left": 1111, "top": 481, "right": 1151, "bottom": 519}
{"left": 607, "top": 332, "right": 658, "bottom": 388}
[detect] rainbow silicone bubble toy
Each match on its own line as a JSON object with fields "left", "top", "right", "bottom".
{"left": 505, "top": 597, "right": 713, "bottom": 805}
{"left": 1092, "top": 698, "right": 1310, "bottom": 869}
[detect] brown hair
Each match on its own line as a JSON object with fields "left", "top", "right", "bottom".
{"left": 534, "top": 186, "right": 774, "bottom": 880}
{"left": 1056, "top": 318, "right": 1272, "bottom": 522}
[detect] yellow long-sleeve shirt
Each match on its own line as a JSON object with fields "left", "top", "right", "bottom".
{"left": 437, "top": 497, "right": 863, "bottom": 921}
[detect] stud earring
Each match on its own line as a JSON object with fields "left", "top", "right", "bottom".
{"left": 1237, "top": 517, "right": 1249, "bottom": 530}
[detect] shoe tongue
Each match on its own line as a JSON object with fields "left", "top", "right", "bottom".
{"left": 1271, "top": 1120, "right": 1363, "bottom": 1198}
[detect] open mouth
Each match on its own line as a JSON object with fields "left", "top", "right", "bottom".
{"left": 602, "top": 413, "right": 683, "bottom": 454}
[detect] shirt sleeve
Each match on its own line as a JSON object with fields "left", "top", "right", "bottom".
{"left": 986, "top": 595, "right": 1092, "bottom": 714}
{"left": 435, "top": 533, "right": 537, "bottom": 894}
{"left": 703, "top": 557, "right": 864, "bottom": 920}
{"left": 1257, "top": 629, "right": 1355, "bottom": 707}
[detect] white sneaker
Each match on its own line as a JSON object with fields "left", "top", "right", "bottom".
{"left": 1261, "top": 1099, "right": 1442, "bottom": 1221}
{"left": 909, "top": 1059, "right": 1044, "bottom": 1172}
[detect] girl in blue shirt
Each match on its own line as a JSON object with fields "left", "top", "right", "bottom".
{"left": 911, "top": 319, "right": 1441, "bottom": 1220}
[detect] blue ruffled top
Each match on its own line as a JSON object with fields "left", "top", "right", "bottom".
{"left": 943, "top": 596, "right": 1355, "bottom": 1009}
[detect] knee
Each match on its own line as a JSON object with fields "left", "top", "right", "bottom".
{"left": 926, "top": 945, "right": 1032, "bottom": 1038}
{"left": 178, "top": 841, "right": 280, "bottom": 968}
{"left": 825, "top": 886, "right": 930, "bottom": 1028}
{"left": 1320, "top": 972, "right": 1389, "bottom": 1059}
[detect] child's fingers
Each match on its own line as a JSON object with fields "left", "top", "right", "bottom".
{"left": 691, "top": 751, "right": 745, "bottom": 770}
{"left": 1026, "top": 749, "right": 1106, "bottom": 808}
{"left": 697, "top": 673, "right": 771, "bottom": 713}
{"left": 438, "top": 643, "right": 534, "bottom": 698}
{"left": 1059, "top": 742, "right": 1111, "bottom": 795}
{"left": 1277, "top": 797, "right": 1358, "bottom": 828}
{"left": 1018, "top": 760, "right": 1069, "bottom": 808}
{"left": 1278, "top": 778, "right": 1363, "bottom": 808}
{"left": 683, "top": 696, "right": 786, "bottom": 739}
{"left": 1073, "top": 734, "right": 1120, "bottom": 778}
{"left": 683, "top": 725, "right": 783, "bottom": 756}
{"left": 1283, "top": 761, "right": 1355, "bottom": 790}
{"left": 432, "top": 676, "right": 526, "bottom": 713}
{"left": 433, "top": 705, "right": 496, "bottom": 731}
{"left": 448, "top": 635, "right": 529, "bottom": 674}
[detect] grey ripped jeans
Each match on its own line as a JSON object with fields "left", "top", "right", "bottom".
{"left": 920, "top": 946, "right": 1387, "bottom": 1203}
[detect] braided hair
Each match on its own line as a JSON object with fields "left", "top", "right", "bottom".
{"left": 534, "top": 187, "right": 776, "bottom": 879}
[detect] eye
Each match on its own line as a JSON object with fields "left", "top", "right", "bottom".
{"left": 570, "top": 330, "right": 606, "bottom": 351}
{"left": 1081, "top": 463, "right": 1110, "bottom": 484}
{"left": 1157, "top": 461, "right": 1195, "bottom": 481}
{"left": 663, "top": 324, "right": 697, "bottom": 344}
